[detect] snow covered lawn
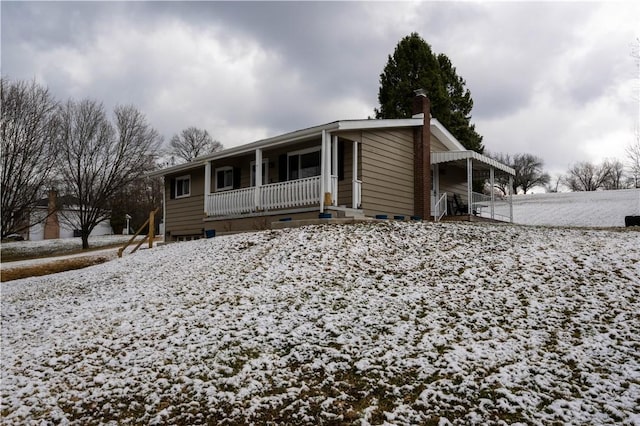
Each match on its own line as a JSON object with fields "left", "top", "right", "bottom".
{"left": 1, "top": 235, "right": 140, "bottom": 262}
{"left": 2, "top": 222, "right": 639, "bottom": 424}
{"left": 509, "top": 189, "right": 640, "bottom": 228}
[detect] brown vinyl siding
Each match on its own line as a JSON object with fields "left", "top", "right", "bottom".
{"left": 431, "top": 134, "right": 448, "bottom": 152}
{"left": 204, "top": 211, "right": 320, "bottom": 234}
{"left": 360, "top": 128, "right": 415, "bottom": 217}
{"left": 165, "top": 169, "right": 205, "bottom": 237}
{"left": 439, "top": 165, "right": 468, "bottom": 199}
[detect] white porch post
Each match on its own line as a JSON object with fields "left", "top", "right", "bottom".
{"left": 467, "top": 158, "right": 473, "bottom": 215}
{"left": 162, "top": 176, "right": 166, "bottom": 236}
{"left": 331, "top": 135, "right": 338, "bottom": 206}
{"left": 254, "top": 148, "right": 262, "bottom": 210}
{"left": 490, "top": 166, "right": 495, "bottom": 219}
{"left": 320, "top": 130, "right": 327, "bottom": 213}
{"left": 509, "top": 174, "right": 514, "bottom": 223}
{"left": 204, "top": 161, "right": 211, "bottom": 215}
{"left": 352, "top": 141, "right": 359, "bottom": 209}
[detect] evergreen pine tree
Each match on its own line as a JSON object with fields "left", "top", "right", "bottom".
{"left": 376, "top": 33, "right": 484, "bottom": 153}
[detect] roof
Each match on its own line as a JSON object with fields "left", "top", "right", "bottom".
{"left": 150, "top": 117, "right": 487, "bottom": 177}
{"left": 36, "top": 194, "right": 80, "bottom": 208}
{"left": 431, "top": 151, "right": 516, "bottom": 175}
{"left": 151, "top": 118, "right": 426, "bottom": 177}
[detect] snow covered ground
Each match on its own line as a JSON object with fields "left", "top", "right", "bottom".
{"left": 495, "top": 189, "right": 640, "bottom": 228}
{"left": 2, "top": 221, "right": 639, "bottom": 425}
{"left": 1, "top": 236, "right": 150, "bottom": 270}
{"left": 1, "top": 235, "right": 139, "bottom": 260}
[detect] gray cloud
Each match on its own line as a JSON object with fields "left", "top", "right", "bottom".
{"left": 2, "top": 1, "right": 638, "bottom": 184}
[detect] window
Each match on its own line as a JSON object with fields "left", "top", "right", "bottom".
{"left": 175, "top": 175, "right": 191, "bottom": 198}
{"left": 215, "top": 167, "right": 233, "bottom": 191}
{"left": 288, "top": 148, "right": 321, "bottom": 180}
{"left": 250, "top": 159, "right": 269, "bottom": 186}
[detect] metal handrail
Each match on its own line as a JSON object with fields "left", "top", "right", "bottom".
{"left": 435, "top": 192, "right": 447, "bottom": 222}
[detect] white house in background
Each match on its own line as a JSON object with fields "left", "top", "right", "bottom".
{"left": 26, "top": 191, "right": 113, "bottom": 241}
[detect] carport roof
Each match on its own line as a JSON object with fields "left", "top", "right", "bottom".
{"left": 431, "top": 151, "right": 515, "bottom": 175}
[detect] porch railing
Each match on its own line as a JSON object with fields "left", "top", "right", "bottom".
{"left": 206, "top": 176, "right": 321, "bottom": 217}
{"left": 261, "top": 176, "right": 321, "bottom": 210}
{"left": 207, "top": 187, "right": 255, "bottom": 216}
{"left": 471, "top": 191, "right": 511, "bottom": 222}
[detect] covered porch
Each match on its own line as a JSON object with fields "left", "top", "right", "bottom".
{"left": 203, "top": 130, "right": 362, "bottom": 219}
{"left": 431, "top": 151, "right": 516, "bottom": 222}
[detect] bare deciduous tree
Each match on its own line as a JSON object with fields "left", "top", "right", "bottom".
{"left": 602, "top": 158, "right": 626, "bottom": 190}
{"left": 169, "top": 127, "right": 223, "bottom": 163}
{"left": 487, "top": 152, "right": 512, "bottom": 196}
{"left": 564, "top": 161, "right": 612, "bottom": 191}
{"left": 1, "top": 78, "right": 61, "bottom": 238}
{"left": 57, "top": 99, "right": 161, "bottom": 248}
{"left": 512, "top": 153, "right": 550, "bottom": 194}
{"left": 488, "top": 152, "right": 549, "bottom": 194}
{"left": 627, "top": 129, "right": 640, "bottom": 188}
{"left": 544, "top": 174, "right": 564, "bottom": 193}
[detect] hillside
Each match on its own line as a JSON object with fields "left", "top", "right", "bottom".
{"left": 509, "top": 189, "right": 640, "bottom": 227}
{"left": 2, "top": 222, "right": 639, "bottom": 425}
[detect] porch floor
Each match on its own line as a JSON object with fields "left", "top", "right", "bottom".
{"left": 440, "top": 214, "right": 507, "bottom": 224}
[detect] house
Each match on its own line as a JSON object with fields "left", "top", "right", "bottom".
{"left": 152, "top": 91, "right": 515, "bottom": 241}
{"left": 25, "top": 190, "right": 113, "bottom": 241}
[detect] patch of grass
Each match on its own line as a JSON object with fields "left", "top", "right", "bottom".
{"left": 1, "top": 256, "right": 110, "bottom": 282}
{"left": 1, "top": 242, "right": 121, "bottom": 263}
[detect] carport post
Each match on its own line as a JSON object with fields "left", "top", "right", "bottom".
{"left": 467, "top": 158, "right": 473, "bottom": 215}
{"left": 509, "top": 175, "right": 514, "bottom": 222}
{"left": 490, "top": 166, "right": 495, "bottom": 219}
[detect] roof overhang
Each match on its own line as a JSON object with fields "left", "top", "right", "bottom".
{"left": 431, "top": 151, "right": 515, "bottom": 175}
{"left": 150, "top": 116, "right": 498, "bottom": 178}
{"left": 430, "top": 120, "right": 466, "bottom": 151}
{"left": 150, "top": 118, "right": 425, "bottom": 177}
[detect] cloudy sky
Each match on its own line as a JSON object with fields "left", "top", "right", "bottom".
{"left": 2, "top": 1, "right": 639, "bottom": 179}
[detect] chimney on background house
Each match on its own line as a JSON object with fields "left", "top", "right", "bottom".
{"left": 412, "top": 89, "right": 432, "bottom": 220}
{"left": 43, "top": 189, "right": 60, "bottom": 240}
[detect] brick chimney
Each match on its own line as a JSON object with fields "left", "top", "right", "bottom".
{"left": 412, "top": 89, "right": 431, "bottom": 219}
{"left": 43, "top": 189, "right": 60, "bottom": 240}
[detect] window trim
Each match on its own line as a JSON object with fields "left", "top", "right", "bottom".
{"left": 174, "top": 175, "right": 191, "bottom": 199}
{"left": 250, "top": 159, "right": 269, "bottom": 186}
{"left": 215, "top": 166, "right": 234, "bottom": 191}
{"left": 287, "top": 146, "right": 321, "bottom": 181}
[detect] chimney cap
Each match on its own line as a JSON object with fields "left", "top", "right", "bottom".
{"left": 414, "top": 88, "right": 427, "bottom": 97}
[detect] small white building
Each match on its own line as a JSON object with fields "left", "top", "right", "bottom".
{"left": 26, "top": 191, "right": 113, "bottom": 241}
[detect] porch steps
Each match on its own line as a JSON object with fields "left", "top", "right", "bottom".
{"left": 327, "top": 207, "right": 366, "bottom": 220}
